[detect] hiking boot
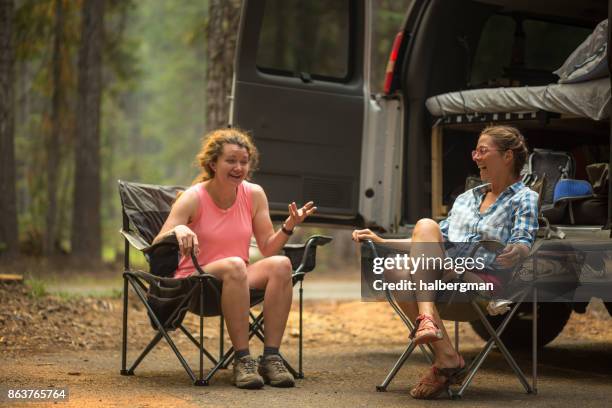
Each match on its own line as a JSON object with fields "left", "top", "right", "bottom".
{"left": 258, "top": 354, "right": 295, "bottom": 387}
{"left": 232, "top": 356, "right": 264, "bottom": 389}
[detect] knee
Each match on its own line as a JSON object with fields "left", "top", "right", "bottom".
{"left": 269, "top": 255, "right": 293, "bottom": 282}
{"left": 412, "top": 218, "right": 440, "bottom": 238}
{"left": 223, "top": 257, "right": 248, "bottom": 282}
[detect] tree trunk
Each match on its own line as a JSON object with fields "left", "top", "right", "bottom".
{"left": 72, "top": 0, "right": 104, "bottom": 262}
{"left": 0, "top": 0, "right": 19, "bottom": 260}
{"left": 44, "top": 0, "right": 64, "bottom": 256}
{"left": 206, "top": 0, "right": 241, "bottom": 131}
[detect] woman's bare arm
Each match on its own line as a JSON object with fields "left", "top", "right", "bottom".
{"left": 251, "top": 184, "right": 315, "bottom": 257}
{"left": 153, "top": 189, "right": 200, "bottom": 257}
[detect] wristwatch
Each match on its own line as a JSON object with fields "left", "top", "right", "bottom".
{"left": 281, "top": 223, "right": 294, "bottom": 236}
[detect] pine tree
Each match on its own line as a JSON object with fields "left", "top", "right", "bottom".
{"left": 206, "top": 0, "right": 240, "bottom": 131}
{"left": 0, "top": 0, "right": 19, "bottom": 259}
{"left": 72, "top": 0, "right": 104, "bottom": 261}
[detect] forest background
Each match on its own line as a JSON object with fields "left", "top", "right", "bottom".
{"left": 0, "top": 0, "right": 411, "bottom": 271}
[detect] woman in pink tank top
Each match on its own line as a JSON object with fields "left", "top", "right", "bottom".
{"left": 153, "top": 128, "right": 316, "bottom": 389}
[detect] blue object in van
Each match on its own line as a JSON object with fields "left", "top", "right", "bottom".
{"left": 553, "top": 179, "right": 594, "bottom": 203}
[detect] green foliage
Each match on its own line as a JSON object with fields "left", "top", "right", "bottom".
{"left": 26, "top": 278, "right": 48, "bottom": 299}
{"left": 14, "top": 1, "right": 209, "bottom": 258}
{"left": 14, "top": 0, "right": 81, "bottom": 254}
{"left": 101, "top": 0, "right": 208, "bottom": 255}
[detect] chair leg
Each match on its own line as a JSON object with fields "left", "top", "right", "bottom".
{"left": 455, "top": 321, "right": 459, "bottom": 353}
{"left": 473, "top": 302, "right": 533, "bottom": 393}
{"left": 127, "top": 276, "right": 198, "bottom": 383}
{"left": 128, "top": 332, "right": 163, "bottom": 374}
{"left": 178, "top": 325, "right": 218, "bottom": 365}
{"left": 532, "top": 287, "right": 538, "bottom": 394}
{"left": 299, "top": 280, "right": 304, "bottom": 378}
{"left": 375, "top": 296, "right": 436, "bottom": 392}
{"left": 120, "top": 276, "right": 130, "bottom": 375}
{"left": 376, "top": 341, "right": 417, "bottom": 392}
{"left": 249, "top": 311, "right": 265, "bottom": 338}
{"left": 456, "top": 332, "right": 497, "bottom": 397}
{"left": 456, "top": 296, "right": 531, "bottom": 397}
{"left": 205, "top": 347, "right": 237, "bottom": 382}
{"left": 219, "top": 315, "right": 224, "bottom": 363}
{"left": 194, "top": 282, "right": 209, "bottom": 386}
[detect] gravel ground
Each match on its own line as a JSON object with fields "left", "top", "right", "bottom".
{"left": 1, "top": 282, "right": 612, "bottom": 407}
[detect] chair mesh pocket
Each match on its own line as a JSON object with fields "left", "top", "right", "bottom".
{"left": 146, "top": 278, "right": 197, "bottom": 330}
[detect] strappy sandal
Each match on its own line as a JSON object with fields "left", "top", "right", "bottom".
{"left": 410, "top": 356, "right": 467, "bottom": 400}
{"left": 435, "top": 355, "right": 467, "bottom": 386}
{"left": 410, "top": 313, "right": 443, "bottom": 345}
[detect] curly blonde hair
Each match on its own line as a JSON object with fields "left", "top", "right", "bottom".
{"left": 193, "top": 128, "right": 259, "bottom": 183}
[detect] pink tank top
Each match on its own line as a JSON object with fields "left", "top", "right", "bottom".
{"left": 174, "top": 181, "right": 253, "bottom": 278}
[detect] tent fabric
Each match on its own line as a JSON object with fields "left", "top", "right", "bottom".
{"left": 425, "top": 78, "right": 611, "bottom": 121}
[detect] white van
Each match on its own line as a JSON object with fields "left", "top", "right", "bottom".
{"left": 231, "top": 0, "right": 612, "bottom": 348}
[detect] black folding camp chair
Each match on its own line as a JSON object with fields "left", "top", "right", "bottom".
{"left": 118, "top": 180, "right": 332, "bottom": 385}
{"left": 362, "top": 239, "right": 538, "bottom": 399}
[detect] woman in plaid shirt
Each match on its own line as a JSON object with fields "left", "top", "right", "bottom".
{"left": 353, "top": 125, "right": 538, "bottom": 399}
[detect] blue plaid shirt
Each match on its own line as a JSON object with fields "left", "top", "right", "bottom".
{"left": 439, "top": 181, "right": 539, "bottom": 249}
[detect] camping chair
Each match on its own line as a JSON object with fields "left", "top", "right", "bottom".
{"left": 362, "top": 239, "right": 538, "bottom": 399}
{"left": 118, "top": 180, "right": 332, "bottom": 385}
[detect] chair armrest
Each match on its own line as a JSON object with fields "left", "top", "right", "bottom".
{"left": 120, "top": 228, "right": 150, "bottom": 252}
{"left": 142, "top": 232, "right": 178, "bottom": 252}
{"left": 118, "top": 229, "right": 180, "bottom": 255}
{"left": 137, "top": 233, "right": 216, "bottom": 281}
{"left": 361, "top": 239, "right": 379, "bottom": 257}
{"left": 284, "top": 235, "right": 332, "bottom": 275}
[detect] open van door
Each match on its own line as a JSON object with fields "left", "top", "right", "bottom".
{"left": 231, "top": 0, "right": 367, "bottom": 225}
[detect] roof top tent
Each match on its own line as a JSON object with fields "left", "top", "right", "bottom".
{"left": 231, "top": 0, "right": 367, "bottom": 226}
{"left": 390, "top": 0, "right": 612, "bottom": 232}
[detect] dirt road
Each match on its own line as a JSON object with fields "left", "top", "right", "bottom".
{"left": 1, "top": 339, "right": 611, "bottom": 408}
{"left": 2, "top": 293, "right": 611, "bottom": 407}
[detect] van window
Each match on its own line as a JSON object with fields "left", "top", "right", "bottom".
{"left": 470, "top": 15, "right": 515, "bottom": 86}
{"left": 523, "top": 20, "right": 591, "bottom": 71}
{"left": 470, "top": 15, "right": 592, "bottom": 87}
{"left": 256, "top": 0, "right": 351, "bottom": 82}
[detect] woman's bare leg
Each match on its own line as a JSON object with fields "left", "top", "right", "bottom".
{"left": 247, "top": 255, "right": 293, "bottom": 348}
{"left": 380, "top": 230, "right": 458, "bottom": 365}
{"left": 409, "top": 219, "right": 462, "bottom": 367}
{"left": 202, "top": 257, "right": 251, "bottom": 351}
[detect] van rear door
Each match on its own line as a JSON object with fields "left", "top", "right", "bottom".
{"left": 232, "top": 0, "right": 366, "bottom": 224}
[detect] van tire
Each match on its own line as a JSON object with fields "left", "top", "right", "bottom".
{"left": 469, "top": 303, "right": 572, "bottom": 349}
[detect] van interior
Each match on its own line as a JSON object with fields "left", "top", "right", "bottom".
{"left": 401, "top": 0, "right": 610, "bottom": 227}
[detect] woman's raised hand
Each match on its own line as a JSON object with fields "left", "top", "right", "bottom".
{"left": 174, "top": 224, "right": 199, "bottom": 258}
{"left": 351, "top": 228, "right": 384, "bottom": 243}
{"left": 285, "top": 201, "right": 317, "bottom": 230}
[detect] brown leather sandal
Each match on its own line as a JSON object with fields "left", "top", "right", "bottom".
{"left": 409, "top": 366, "right": 448, "bottom": 399}
{"left": 434, "top": 355, "right": 467, "bottom": 385}
{"left": 410, "top": 313, "right": 443, "bottom": 345}
{"left": 409, "top": 356, "right": 467, "bottom": 399}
